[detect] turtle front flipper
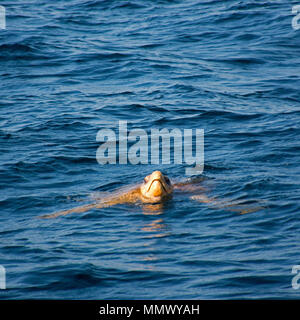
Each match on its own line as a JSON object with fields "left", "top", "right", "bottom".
{"left": 39, "top": 203, "right": 100, "bottom": 219}
{"left": 39, "top": 187, "right": 140, "bottom": 219}
{"left": 190, "top": 195, "right": 266, "bottom": 215}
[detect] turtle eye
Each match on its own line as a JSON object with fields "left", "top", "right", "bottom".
{"left": 165, "top": 176, "right": 171, "bottom": 185}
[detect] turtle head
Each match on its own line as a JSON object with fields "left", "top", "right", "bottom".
{"left": 140, "top": 170, "right": 173, "bottom": 203}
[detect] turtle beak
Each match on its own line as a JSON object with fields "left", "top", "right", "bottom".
{"left": 149, "top": 180, "right": 164, "bottom": 197}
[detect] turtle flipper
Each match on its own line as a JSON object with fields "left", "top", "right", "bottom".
{"left": 190, "top": 195, "right": 266, "bottom": 215}
{"left": 39, "top": 203, "right": 100, "bottom": 219}
{"left": 39, "top": 187, "right": 140, "bottom": 219}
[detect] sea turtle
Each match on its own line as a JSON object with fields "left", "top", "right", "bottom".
{"left": 40, "top": 170, "right": 263, "bottom": 219}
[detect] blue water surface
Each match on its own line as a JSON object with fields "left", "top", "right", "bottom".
{"left": 0, "top": 0, "right": 300, "bottom": 299}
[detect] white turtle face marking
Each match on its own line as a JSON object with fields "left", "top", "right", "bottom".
{"left": 140, "top": 171, "right": 173, "bottom": 203}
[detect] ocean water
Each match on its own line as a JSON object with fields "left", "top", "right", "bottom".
{"left": 0, "top": 0, "right": 300, "bottom": 299}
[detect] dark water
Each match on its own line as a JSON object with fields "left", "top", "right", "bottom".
{"left": 1, "top": 0, "right": 300, "bottom": 299}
